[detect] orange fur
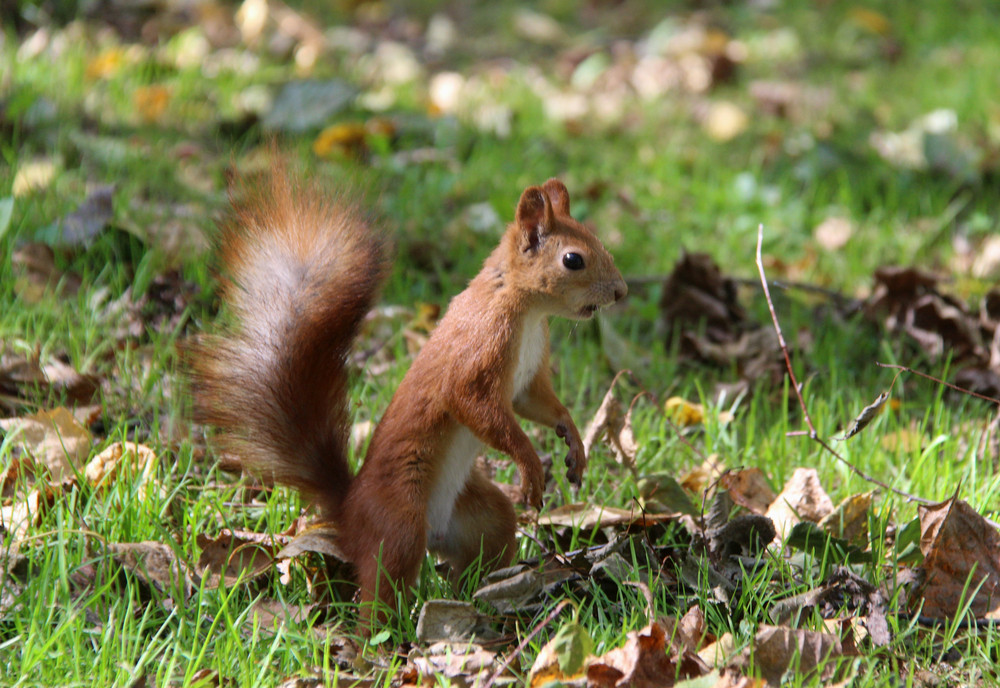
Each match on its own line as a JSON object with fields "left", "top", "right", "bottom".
{"left": 191, "top": 163, "right": 627, "bottom": 631}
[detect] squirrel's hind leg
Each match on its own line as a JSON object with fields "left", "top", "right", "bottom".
{"left": 346, "top": 499, "right": 427, "bottom": 632}
{"left": 433, "top": 467, "right": 517, "bottom": 586}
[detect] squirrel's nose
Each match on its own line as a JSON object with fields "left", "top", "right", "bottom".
{"left": 614, "top": 280, "right": 627, "bottom": 303}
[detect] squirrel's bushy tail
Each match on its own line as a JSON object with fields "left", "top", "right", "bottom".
{"left": 191, "top": 164, "right": 389, "bottom": 515}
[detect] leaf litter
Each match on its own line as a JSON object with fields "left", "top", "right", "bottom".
{"left": 7, "top": 2, "right": 1000, "bottom": 686}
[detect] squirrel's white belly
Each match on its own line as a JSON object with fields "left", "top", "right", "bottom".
{"left": 512, "top": 315, "right": 546, "bottom": 396}
{"left": 426, "top": 426, "right": 481, "bottom": 545}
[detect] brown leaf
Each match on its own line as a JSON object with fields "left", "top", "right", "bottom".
{"left": 916, "top": 497, "right": 1000, "bottom": 619}
{"left": 696, "top": 632, "right": 737, "bottom": 669}
{"left": 85, "top": 442, "right": 159, "bottom": 498}
{"left": 753, "top": 625, "right": 844, "bottom": 686}
{"left": 833, "top": 392, "right": 889, "bottom": 441}
{"left": 412, "top": 642, "right": 499, "bottom": 683}
{"left": 196, "top": 530, "right": 279, "bottom": 587}
{"left": 0, "top": 485, "right": 59, "bottom": 543}
{"left": 818, "top": 492, "right": 872, "bottom": 542}
{"left": 588, "top": 622, "right": 706, "bottom": 688}
{"left": 765, "top": 468, "right": 834, "bottom": 542}
{"left": 0, "top": 407, "right": 92, "bottom": 481}
{"left": 12, "top": 242, "right": 81, "bottom": 303}
{"left": 660, "top": 252, "right": 747, "bottom": 345}
{"left": 582, "top": 373, "right": 624, "bottom": 459}
{"left": 676, "top": 605, "right": 710, "bottom": 652}
{"left": 108, "top": 541, "right": 193, "bottom": 599}
{"left": 537, "top": 503, "right": 678, "bottom": 531}
{"left": 679, "top": 455, "right": 727, "bottom": 495}
{"left": 41, "top": 358, "right": 99, "bottom": 404}
{"left": 415, "top": 600, "right": 493, "bottom": 644}
{"left": 720, "top": 469, "right": 776, "bottom": 515}
{"left": 275, "top": 521, "right": 345, "bottom": 560}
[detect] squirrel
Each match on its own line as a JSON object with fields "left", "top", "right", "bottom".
{"left": 191, "top": 163, "right": 627, "bottom": 628}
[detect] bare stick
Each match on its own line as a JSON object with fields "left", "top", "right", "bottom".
{"left": 483, "top": 599, "right": 571, "bottom": 688}
{"left": 755, "top": 225, "right": 932, "bottom": 505}
{"left": 875, "top": 362, "right": 1000, "bottom": 406}
{"left": 756, "top": 225, "right": 816, "bottom": 438}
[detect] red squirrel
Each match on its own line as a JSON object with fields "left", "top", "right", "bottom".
{"left": 191, "top": 164, "right": 627, "bottom": 627}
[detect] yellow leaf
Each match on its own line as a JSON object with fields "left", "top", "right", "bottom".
{"left": 849, "top": 7, "right": 892, "bottom": 36}
{"left": 312, "top": 122, "right": 367, "bottom": 158}
{"left": 134, "top": 85, "right": 171, "bottom": 122}
{"left": 665, "top": 396, "right": 704, "bottom": 426}
{"left": 86, "top": 48, "right": 125, "bottom": 79}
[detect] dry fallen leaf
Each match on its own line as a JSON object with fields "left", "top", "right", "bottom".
{"left": 12, "top": 242, "right": 81, "bottom": 302}
{"left": 529, "top": 620, "right": 593, "bottom": 686}
{"left": 916, "top": 496, "right": 1000, "bottom": 619}
{"left": 720, "top": 469, "right": 776, "bottom": 515}
{"left": 0, "top": 407, "right": 92, "bottom": 481}
{"left": 588, "top": 622, "right": 708, "bottom": 688}
{"left": 701, "top": 101, "right": 748, "bottom": 142}
{"left": 312, "top": 122, "right": 368, "bottom": 158}
{"left": 833, "top": 391, "right": 889, "bottom": 441}
{"left": 85, "top": 441, "right": 158, "bottom": 494}
{"left": 415, "top": 600, "right": 491, "bottom": 644}
{"left": 196, "top": 530, "right": 279, "bottom": 587}
{"left": 537, "top": 503, "right": 677, "bottom": 531}
{"left": 818, "top": 492, "right": 872, "bottom": 543}
{"left": 665, "top": 397, "right": 705, "bottom": 427}
{"left": 12, "top": 159, "right": 58, "bottom": 197}
{"left": 753, "top": 625, "right": 844, "bottom": 686}
{"left": 411, "top": 642, "right": 499, "bottom": 684}
{"left": 0, "top": 485, "right": 59, "bottom": 543}
{"left": 765, "top": 468, "right": 834, "bottom": 543}
{"left": 108, "top": 541, "right": 193, "bottom": 599}
{"left": 134, "top": 85, "right": 171, "bottom": 122}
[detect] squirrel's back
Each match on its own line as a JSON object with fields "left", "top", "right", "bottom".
{"left": 191, "top": 165, "right": 389, "bottom": 513}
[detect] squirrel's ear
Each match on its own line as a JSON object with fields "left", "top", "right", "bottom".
{"left": 515, "top": 185, "right": 553, "bottom": 253}
{"left": 542, "top": 179, "right": 570, "bottom": 216}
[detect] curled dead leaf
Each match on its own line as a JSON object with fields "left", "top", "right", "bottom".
{"left": 85, "top": 442, "right": 158, "bottom": 495}
{"left": 833, "top": 391, "right": 889, "bottom": 441}
{"left": 765, "top": 468, "right": 834, "bottom": 543}
{"left": 588, "top": 622, "right": 709, "bottom": 688}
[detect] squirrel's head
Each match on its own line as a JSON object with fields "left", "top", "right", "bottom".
{"left": 506, "top": 179, "right": 627, "bottom": 320}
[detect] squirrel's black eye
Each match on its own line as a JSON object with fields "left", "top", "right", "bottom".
{"left": 562, "top": 252, "right": 585, "bottom": 270}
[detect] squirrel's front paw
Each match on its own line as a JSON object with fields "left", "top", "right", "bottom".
{"left": 557, "top": 421, "right": 586, "bottom": 486}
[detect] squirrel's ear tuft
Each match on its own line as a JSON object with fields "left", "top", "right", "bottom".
{"left": 542, "top": 179, "right": 570, "bottom": 216}
{"left": 515, "top": 186, "right": 553, "bottom": 253}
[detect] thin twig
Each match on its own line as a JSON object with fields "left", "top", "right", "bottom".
{"left": 756, "top": 225, "right": 816, "bottom": 439}
{"left": 875, "top": 362, "right": 1000, "bottom": 406}
{"left": 482, "top": 599, "right": 571, "bottom": 688}
{"left": 755, "top": 224, "right": 933, "bottom": 506}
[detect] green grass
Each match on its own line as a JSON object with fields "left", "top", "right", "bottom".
{"left": 3, "top": 0, "right": 1000, "bottom": 685}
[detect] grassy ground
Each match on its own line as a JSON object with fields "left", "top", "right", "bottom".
{"left": 3, "top": 0, "right": 1000, "bottom": 685}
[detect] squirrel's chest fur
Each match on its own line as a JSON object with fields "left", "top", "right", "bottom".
{"left": 425, "top": 315, "right": 546, "bottom": 544}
